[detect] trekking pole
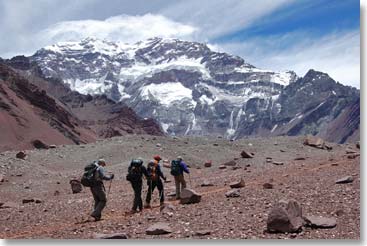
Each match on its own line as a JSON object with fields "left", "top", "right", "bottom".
{"left": 107, "top": 179, "right": 113, "bottom": 197}
{"left": 189, "top": 173, "right": 192, "bottom": 188}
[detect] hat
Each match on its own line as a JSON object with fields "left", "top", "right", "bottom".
{"left": 177, "top": 156, "right": 183, "bottom": 161}
{"left": 153, "top": 155, "right": 162, "bottom": 161}
{"left": 98, "top": 159, "right": 106, "bottom": 165}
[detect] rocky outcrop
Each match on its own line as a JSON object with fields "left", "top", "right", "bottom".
{"left": 146, "top": 222, "right": 172, "bottom": 235}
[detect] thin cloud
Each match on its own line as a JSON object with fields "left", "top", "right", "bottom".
{"left": 37, "top": 14, "right": 198, "bottom": 46}
{"left": 217, "top": 30, "right": 360, "bottom": 88}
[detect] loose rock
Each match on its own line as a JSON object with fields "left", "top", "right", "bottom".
{"left": 273, "top": 161, "right": 284, "bottom": 166}
{"left": 304, "top": 215, "right": 337, "bottom": 229}
{"left": 16, "top": 151, "right": 27, "bottom": 159}
{"left": 219, "top": 165, "right": 226, "bottom": 170}
{"left": 94, "top": 233, "right": 128, "bottom": 239}
{"left": 201, "top": 180, "right": 214, "bottom": 187}
{"left": 240, "top": 150, "right": 253, "bottom": 158}
{"left": 180, "top": 188, "right": 202, "bottom": 204}
{"left": 335, "top": 176, "right": 354, "bottom": 184}
{"left": 222, "top": 160, "right": 236, "bottom": 166}
{"left": 146, "top": 222, "right": 172, "bottom": 235}
{"left": 263, "top": 183, "right": 274, "bottom": 189}
{"left": 204, "top": 161, "right": 212, "bottom": 168}
{"left": 267, "top": 199, "right": 304, "bottom": 233}
{"left": 69, "top": 179, "right": 83, "bottom": 194}
{"left": 31, "top": 140, "right": 49, "bottom": 149}
{"left": 229, "top": 178, "right": 245, "bottom": 188}
{"left": 195, "top": 230, "right": 211, "bottom": 236}
{"left": 225, "top": 189, "right": 240, "bottom": 198}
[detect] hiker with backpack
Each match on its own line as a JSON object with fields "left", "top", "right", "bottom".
{"left": 170, "top": 156, "right": 190, "bottom": 200}
{"left": 81, "top": 159, "right": 114, "bottom": 221}
{"left": 145, "top": 155, "right": 167, "bottom": 208}
{"left": 126, "top": 158, "right": 149, "bottom": 213}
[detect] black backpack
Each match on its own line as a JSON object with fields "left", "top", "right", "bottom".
{"left": 81, "top": 162, "right": 98, "bottom": 187}
{"left": 126, "top": 159, "right": 143, "bottom": 182}
{"left": 170, "top": 159, "right": 181, "bottom": 176}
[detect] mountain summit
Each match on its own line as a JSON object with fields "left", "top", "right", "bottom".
{"left": 29, "top": 37, "right": 359, "bottom": 143}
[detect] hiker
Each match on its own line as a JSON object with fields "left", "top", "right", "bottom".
{"left": 170, "top": 156, "right": 190, "bottom": 199}
{"left": 126, "top": 158, "right": 149, "bottom": 213}
{"left": 89, "top": 159, "right": 114, "bottom": 221}
{"left": 145, "top": 155, "right": 167, "bottom": 208}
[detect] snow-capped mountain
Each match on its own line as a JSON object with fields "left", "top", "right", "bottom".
{"left": 29, "top": 37, "right": 359, "bottom": 143}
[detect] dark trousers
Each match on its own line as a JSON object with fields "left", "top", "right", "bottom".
{"left": 146, "top": 179, "right": 164, "bottom": 204}
{"left": 131, "top": 180, "right": 143, "bottom": 211}
{"left": 90, "top": 184, "right": 106, "bottom": 219}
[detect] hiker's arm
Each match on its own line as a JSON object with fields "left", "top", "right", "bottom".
{"left": 142, "top": 166, "right": 149, "bottom": 178}
{"left": 158, "top": 165, "right": 166, "bottom": 180}
{"left": 181, "top": 162, "right": 190, "bottom": 174}
{"left": 98, "top": 167, "right": 113, "bottom": 180}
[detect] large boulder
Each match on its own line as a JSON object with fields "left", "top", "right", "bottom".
{"left": 241, "top": 150, "right": 254, "bottom": 158}
{"left": 94, "top": 233, "right": 128, "bottom": 239}
{"left": 267, "top": 199, "right": 304, "bottom": 233}
{"left": 70, "top": 179, "right": 83, "bottom": 194}
{"left": 180, "top": 188, "right": 202, "bottom": 204}
{"left": 229, "top": 178, "right": 245, "bottom": 188}
{"left": 146, "top": 222, "right": 172, "bottom": 235}
{"left": 304, "top": 215, "right": 337, "bottom": 229}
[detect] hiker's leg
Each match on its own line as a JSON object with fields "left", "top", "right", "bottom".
{"left": 181, "top": 175, "right": 187, "bottom": 189}
{"left": 145, "top": 181, "right": 152, "bottom": 205}
{"left": 137, "top": 181, "right": 143, "bottom": 211}
{"left": 91, "top": 187, "right": 98, "bottom": 210}
{"left": 94, "top": 185, "right": 107, "bottom": 218}
{"left": 132, "top": 182, "right": 138, "bottom": 211}
{"left": 157, "top": 180, "right": 164, "bottom": 203}
{"left": 174, "top": 176, "right": 180, "bottom": 199}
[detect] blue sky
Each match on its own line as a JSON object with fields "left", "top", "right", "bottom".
{"left": 0, "top": 0, "right": 360, "bottom": 88}
{"left": 215, "top": 0, "right": 359, "bottom": 43}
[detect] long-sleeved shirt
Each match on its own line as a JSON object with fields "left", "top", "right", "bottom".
{"left": 128, "top": 164, "right": 149, "bottom": 180}
{"left": 94, "top": 163, "right": 113, "bottom": 182}
{"left": 180, "top": 161, "right": 190, "bottom": 174}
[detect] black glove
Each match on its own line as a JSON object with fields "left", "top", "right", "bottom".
{"left": 163, "top": 176, "right": 167, "bottom": 181}
{"left": 110, "top": 174, "right": 115, "bottom": 179}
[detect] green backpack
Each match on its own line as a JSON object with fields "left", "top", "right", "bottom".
{"left": 170, "top": 160, "right": 181, "bottom": 176}
{"left": 80, "top": 162, "right": 98, "bottom": 187}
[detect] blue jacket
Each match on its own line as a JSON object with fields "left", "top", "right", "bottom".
{"left": 180, "top": 161, "right": 190, "bottom": 174}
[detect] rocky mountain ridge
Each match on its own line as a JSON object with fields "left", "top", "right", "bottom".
{"left": 8, "top": 37, "right": 360, "bottom": 143}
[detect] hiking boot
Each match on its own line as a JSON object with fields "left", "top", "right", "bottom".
{"left": 128, "top": 209, "right": 138, "bottom": 215}
{"left": 90, "top": 214, "right": 101, "bottom": 221}
{"left": 144, "top": 204, "right": 151, "bottom": 209}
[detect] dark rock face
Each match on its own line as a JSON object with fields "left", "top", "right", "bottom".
{"left": 267, "top": 199, "right": 304, "bottom": 233}
{"left": 20, "top": 38, "right": 359, "bottom": 143}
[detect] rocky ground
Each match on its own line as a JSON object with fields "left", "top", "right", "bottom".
{"left": 0, "top": 135, "right": 360, "bottom": 239}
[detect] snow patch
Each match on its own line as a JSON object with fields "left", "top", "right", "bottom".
{"left": 140, "top": 82, "right": 194, "bottom": 106}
